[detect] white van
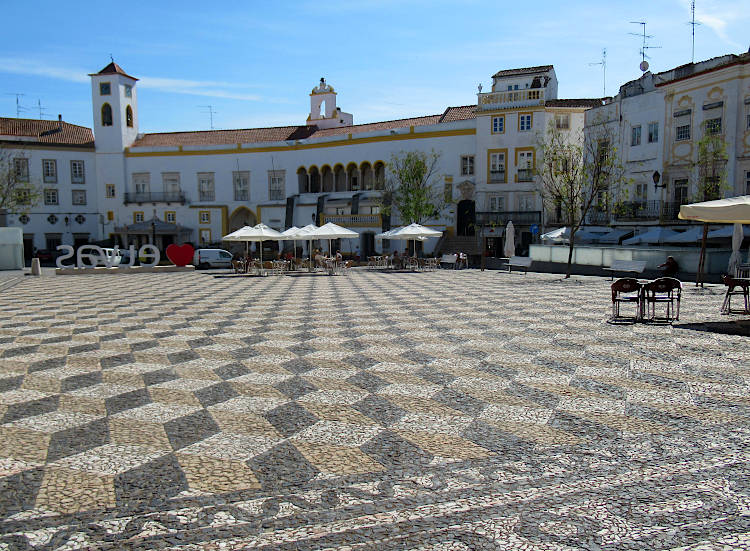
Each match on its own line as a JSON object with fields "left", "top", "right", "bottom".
{"left": 193, "top": 248, "right": 233, "bottom": 269}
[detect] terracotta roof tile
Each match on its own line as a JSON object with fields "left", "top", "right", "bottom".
{"left": 312, "top": 114, "right": 442, "bottom": 138}
{"left": 0, "top": 117, "right": 95, "bottom": 147}
{"left": 89, "top": 62, "right": 138, "bottom": 81}
{"left": 438, "top": 105, "right": 477, "bottom": 122}
{"left": 492, "top": 65, "right": 554, "bottom": 78}
{"left": 132, "top": 106, "right": 476, "bottom": 148}
{"left": 545, "top": 99, "right": 605, "bottom": 108}
{"left": 132, "top": 126, "right": 317, "bottom": 147}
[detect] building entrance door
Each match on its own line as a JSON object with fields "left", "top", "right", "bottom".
{"left": 456, "top": 200, "right": 476, "bottom": 236}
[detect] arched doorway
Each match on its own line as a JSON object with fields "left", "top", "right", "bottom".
{"left": 456, "top": 200, "right": 475, "bottom": 236}
{"left": 228, "top": 206, "right": 257, "bottom": 232}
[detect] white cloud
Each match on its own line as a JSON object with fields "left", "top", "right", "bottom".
{"left": 0, "top": 57, "right": 264, "bottom": 102}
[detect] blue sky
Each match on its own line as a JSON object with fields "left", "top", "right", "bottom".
{"left": 1, "top": 0, "right": 748, "bottom": 134}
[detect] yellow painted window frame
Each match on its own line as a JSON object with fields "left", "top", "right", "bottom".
{"left": 199, "top": 210, "right": 211, "bottom": 224}
{"left": 105, "top": 184, "right": 116, "bottom": 198}
{"left": 199, "top": 228, "right": 212, "bottom": 244}
{"left": 165, "top": 211, "right": 176, "bottom": 223}
{"left": 518, "top": 112, "right": 533, "bottom": 132}
{"left": 486, "top": 148, "right": 508, "bottom": 184}
{"left": 133, "top": 211, "right": 144, "bottom": 223}
{"left": 491, "top": 115, "right": 505, "bottom": 134}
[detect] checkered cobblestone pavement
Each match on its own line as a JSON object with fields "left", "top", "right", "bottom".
{"left": 0, "top": 269, "right": 749, "bottom": 550}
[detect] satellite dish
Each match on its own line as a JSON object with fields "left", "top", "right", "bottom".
{"left": 640, "top": 60, "right": 649, "bottom": 72}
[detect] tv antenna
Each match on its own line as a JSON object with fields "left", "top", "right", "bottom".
{"left": 36, "top": 99, "right": 48, "bottom": 120}
{"left": 199, "top": 105, "right": 216, "bottom": 130}
{"left": 5, "top": 93, "right": 27, "bottom": 118}
{"left": 688, "top": 0, "right": 702, "bottom": 63}
{"left": 629, "top": 21, "right": 661, "bottom": 72}
{"left": 588, "top": 48, "right": 607, "bottom": 97}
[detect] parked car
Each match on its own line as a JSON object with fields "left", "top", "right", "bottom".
{"left": 193, "top": 248, "right": 233, "bottom": 269}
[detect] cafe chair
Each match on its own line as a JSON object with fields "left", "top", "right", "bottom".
{"left": 611, "top": 278, "right": 642, "bottom": 321}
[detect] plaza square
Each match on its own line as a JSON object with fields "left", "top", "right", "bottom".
{"left": 0, "top": 269, "right": 748, "bottom": 549}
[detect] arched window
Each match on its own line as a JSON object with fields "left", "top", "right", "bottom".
{"left": 101, "top": 103, "right": 113, "bottom": 127}
{"left": 125, "top": 105, "right": 133, "bottom": 127}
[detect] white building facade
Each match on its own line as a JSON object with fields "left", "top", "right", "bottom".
{"left": 3, "top": 61, "right": 605, "bottom": 260}
{"left": 584, "top": 52, "right": 750, "bottom": 229}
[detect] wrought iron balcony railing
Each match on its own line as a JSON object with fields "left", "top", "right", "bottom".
{"left": 124, "top": 191, "right": 187, "bottom": 205}
{"left": 489, "top": 170, "right": 506, "bottom": 183}
{"left": 319, "top": 213, "right": 382, "bottom": 227}
{"left": 476, "top": 211, "right": 541, "bottom": 226}
{"left": 517, "top": 169, "right": 534, "bottom": 182}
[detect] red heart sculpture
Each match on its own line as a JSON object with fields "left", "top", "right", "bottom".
{"left": 166, "top": 244, "right": 194, "bottom": 267}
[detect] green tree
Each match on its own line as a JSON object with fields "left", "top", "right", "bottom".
{"left": 694, "top": 121, "right": 728, "bottom": 201}
{"left": 536, "top": 118, "right": 628, "bottom": 278}
{"left": 0, "top": 147, "right": 40, "bottom": 223}
{"left": 379, "top": 150, "right": 445, "bottom": 225}
{"left": 692, "top": 121, "right": 729, "bottom": 285}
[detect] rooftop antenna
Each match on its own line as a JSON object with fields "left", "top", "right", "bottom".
{"left": 36, "top": 99, "right": 48, "bottom": 120}
{"left": 688, "top": 0, "right": 702, "bottom": 63}
{"left": 6, "top": 93, "right": 26, "bottom": 118}
{"left": 588, "top": 48, "right": 607, "bottom": 96}
{"left": 199, "top": 105, "right": 216, "bottom": 130}
{"left": 629, "top": 21, "right": 661, "bottom": 72}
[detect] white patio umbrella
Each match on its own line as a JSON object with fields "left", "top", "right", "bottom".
{"left": 306, "top": 222, "right": 359, "bottom": 256}
{"left": 706, "top": 225, "right": 750, "bottom": 240}
{"left": 294, "top": 223, "right": 320, "bottom": 268}
{"left": 223, "top": 223, "right": 283, "bottom": 264}
{"left": 503, "top": 221, "right": 515, "bottom": 258}
{"left": 280, "top": 226, "right": 301, "bottom": 261}
{"left": 388, "top": 223, "right": 442, "bottom": 256}
{"left": 728, "top": 223, "right": 744, "bottom": 276}
{"left": 668, "top": 226, "right": 705, "bottom": 243}
{"left": 622, "top": 227, "right": 682, "bottom": 245}
{"left": 679, "top": 196, "right": 750, "bottom": 284}
{"left": 222, "top": 225, "right": 255, "bottom": 257}
{"left": 540, "top": 227, "right": 567, "bottom": 244}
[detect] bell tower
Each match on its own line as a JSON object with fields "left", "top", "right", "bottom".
{"left": 89, "top": 61, "right": 139, "bottom": 153}
{"left": 307, "top": 78, "right": 352, "bottom": 129}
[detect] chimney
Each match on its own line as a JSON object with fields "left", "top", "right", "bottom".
{"left": 58, "top": 114, "right": 62, "bottom": 129}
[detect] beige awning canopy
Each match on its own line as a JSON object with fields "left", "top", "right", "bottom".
{"left": 678, "top": 195, "right": 750, "bottom": 224}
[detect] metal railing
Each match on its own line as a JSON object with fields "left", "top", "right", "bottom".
{"left": 614, "top": 201, "right": 682, "bottom": 221}
{"left": 489, "top": 170, "right": 506, "bottom": 183}
{"left": 123, "top": 191, "right": 187, "bottom": 204}
{"left": 476, "top": 211, "right": 541, "bottom": 226}
{"left": 320, "top": 213, "right": 382, "bottom": 227}
{"left": 517, "top": 169, "right": 534, "bottom": 182}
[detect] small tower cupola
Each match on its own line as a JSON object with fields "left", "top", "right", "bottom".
{"left": 307, "top": 77, "right": 353, "bottom": 129}
{"left": 89, "top": 60, "right": 139, "bottom": 152}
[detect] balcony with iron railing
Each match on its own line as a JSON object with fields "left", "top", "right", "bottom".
{"left": 124, "top": 191, "right": 187, "bottom": 205}
{"left": 320, "top": 213, "right": 382, "bottom": 227}
{"left": 517, "top": 169, "right": 534, "bottom": 182}
{"left": 477, "top": 88, "right": 546, "bottom": 111}
{"left": 489, "top": 170, "right": 506, "bottom": 183}
{"left": 614, "top": 201, "right": 682, "bottom": 222}
{"left": 476, "top": 210, "right": 542, "bottom": 227}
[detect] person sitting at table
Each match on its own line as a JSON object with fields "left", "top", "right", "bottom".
{"left": 314, "top": 250, "right": 326, "bottom": 268}
{"left": 393, "top": 250, "right": 404, "bottom": 269}
{"left": 335, "top": 250, "right": 343, "bottom": 261}
{"left": 658, "top": 256, "right": 679, "bottom": 277}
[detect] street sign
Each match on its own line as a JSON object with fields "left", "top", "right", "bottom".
{"left": 530, "top": 224, "right": 539, "bottom": 235}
